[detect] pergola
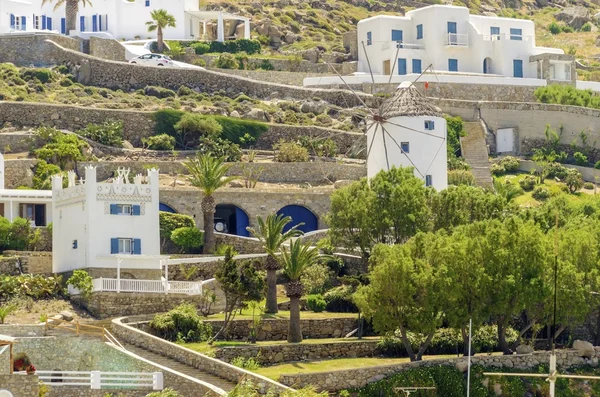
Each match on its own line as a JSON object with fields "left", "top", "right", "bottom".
{"left": 185, "top": 11, "right": 250, "bottom": 42}
{"left": 0, "top": 335, "right": 16, "bottom": 374}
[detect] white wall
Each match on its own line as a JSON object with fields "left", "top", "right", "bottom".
{"left": 367, "top": 115, "right": 448, "bottom": 190}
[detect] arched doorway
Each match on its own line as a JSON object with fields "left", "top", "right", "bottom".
{"left": 276, "top": 205, "right": 318, "bottom": 234}
{"left": 159, "top": 203, "right": 177, "bottom": 213}
{"left": 483, "top": 57, "right": 492, "bottom": 74}
{"left": 215, "top": 204, "right": 250, "bottom": 237}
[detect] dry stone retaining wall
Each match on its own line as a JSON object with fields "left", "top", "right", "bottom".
{"left": 0, "top": 374, "right": 39, "bottom": 397}
{"left": 2, "top": 251, "right": 53, "bottom": 275}
{"left": 3, "top": 159, "right": 35, "bottom": 189}
{"left": 89, "top": 36, "right": 127, "bottom": 62}
{"left": 0, "top": 324, "right": 45, "bottom": 337}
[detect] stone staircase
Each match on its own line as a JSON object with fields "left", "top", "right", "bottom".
{"left": 121, "top": 342, "right": 237, "bottom": 393}
{"left": 460, "top": 122, "right": 494, "bottom": 189}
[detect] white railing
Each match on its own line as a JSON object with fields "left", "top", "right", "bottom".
{"left": 90, "top": 278, "right": 203, "bottom": 295}
{"left": 23, "top": 371, "right": 163, "bottom": 390}
{"left": 446, "top": 33, "right": 469, "bottom": 46}
{"left": 482, "top": 33, "right": 532, "bottom": 42}
{"left": 381, "top": 41, "right": 425, "bottom": 50}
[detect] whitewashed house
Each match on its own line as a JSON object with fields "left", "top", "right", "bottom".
{"left": 367, "top": 82, "right": 448, "bottom": 190}
{"left": 51, "top": 166, "right": 161, "bottom": 275}
{"left": 0, "top": 0, "right": 250, "bottom": 42}
{"left": 0, "top": 152, "right": 52, "bottom": 227}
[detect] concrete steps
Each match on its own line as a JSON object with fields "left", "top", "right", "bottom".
{"left": 122, "top": 342, "right": 237, "bottom": 393}
{"left": 460, "top": 122, "right": 494, "bottom": 189}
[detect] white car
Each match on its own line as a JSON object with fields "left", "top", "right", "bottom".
{"left": 129, "top": 54, "right": 175, "bottom": 67}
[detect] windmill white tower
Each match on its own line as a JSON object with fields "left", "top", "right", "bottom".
{"left": 367, "top": 81, "right": 448, "bottom": 190}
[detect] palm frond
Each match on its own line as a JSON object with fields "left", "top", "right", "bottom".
{"left": 279, "top": 239, "right": 321, "bottom": 282}
{"left": 183, "top": 154, "right": 236, "bottom": 196}
{"left": 247, "top": 214, "right": 304, "bottom": 255}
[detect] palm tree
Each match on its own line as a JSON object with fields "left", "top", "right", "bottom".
{"left": 279, "top": 239, "right": 321, "bottom": 343}
{"left": 42, "top": 0, "right": 92, "bottom": 35}
{"left": 184, "top": 154, "right": 235, "bottom": 254}
{"left": 247, "top": 215, "right": 304, "bottom": 314}
{"left": 146, "top": 9, "right": 176, "bottom": 53}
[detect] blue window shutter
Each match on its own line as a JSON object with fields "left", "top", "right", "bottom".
{"left": 412, "top": 59, "right": 422, "bottom": 74}
{"left": 146, "top": 0, "right": 150, "bottom": 6}
{"left": 80, "top": 16, "right": 85, "bottom": 32}
{"left": 92, "top": 15, "right": 97, "bottom": 32}
{"left": 417, "top": 24, "right": 423, "bottom": 40}
{"left": 366, "top": 31, "right": 372, "bottom": 46}
{"left": 133, "top": 239, "right": 141, "bottom": 255}
{"left": 98, "top": 15, "right": 102, "bottom": 31}
{"left": 110, "top": 204, "right": 118, "bottom": 214}
{"left": 21, "top": 17, "right": 26, "bottom": 31}
{"left": 61, "top": 18, "right": 66, "bottom": 34}
{"left": 110, "top": 238, "right": 118, "bottom": 254}
{"left": 10, "top": 14, "right": 15, "bottom": 29}
{"left": 132, "top": 205, "right": 141, "bottom": 216}
{"left": 105, "top": 15, "right": 108, "bottom": 31}
{"left": 448, "top": 59, "right": 458, "bottom": 72}
{"left": 513, "top": 59, "right": 523, "bottom": 78}
{"left": 42, "top": 15, "right": 47, "bottom": 30}
{"left": 47, "top": 17, "right": 52, "bottom": 31}
{"left": 398, "top": 58, "right": 407, "bottom": 75}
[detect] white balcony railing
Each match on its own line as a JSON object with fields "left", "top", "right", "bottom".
{"left": 22, "top": 371, "right": 163, "bottom": 390}
{"left": 381, "top": 41, "right": 425, "bottom": 51}
{"left": 89, "top": 278, "right": 203, "bottom": 295}
{"left": 446, "top": 33, "right": 469, "bottom": 47}
{"left": 482, "top": 33, "right": 532, "bottom": 42}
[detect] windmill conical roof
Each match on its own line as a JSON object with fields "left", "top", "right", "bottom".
{"left": 379, "top": 82, "right": 442, "bottom": 119}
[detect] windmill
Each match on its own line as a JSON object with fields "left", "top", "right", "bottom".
{"left": 326, "top": 39, "right": 448, "bottom": 190}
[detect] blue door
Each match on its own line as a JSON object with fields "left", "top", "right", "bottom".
{"left": 448, "top": 58, "right": 458, "bottom": 72}
{"left": 61, "top": 18, "right": 66, "bottom": 34}
{"left": 398, "top": 58, "right": 407, "bottom": 75}
{"left": 235, "top": 207, "right": 250, "bottom": 237}
{"left": 513, "top": 59, "right": 523, "bottom": 78}
{"left": 277, "top": 205, "right": 318, "bottom": 234}
{"left": 159, "top": 203, "right": 177, "bottom": 213}
{"left": 412, "top": 59, "right": 422, "bottom": 74}
{"left": 448, "top": 21, "right": 457, "bottom": 44}
{"left": 92, "top": 15, "right": 97, "bottom": 32}
{"left": 392, "top": 29, "right": 403, "bottom": 48}
{"left": 47, "top": 17, "right": 52, "bottom": 30}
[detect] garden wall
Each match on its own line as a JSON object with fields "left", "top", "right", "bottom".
{"left": 112, "top": 317, "right": 291, "bottom": 395}
{"left": 0, "top": 324, "right": 45, "bottom": 337}
{"left": 0, "top": 374, "right": 39, "bottom": 397}
{"left": 3, "top": 159, "right": 35, "bottom": 189}
{"left": 518, "top": 160, "right": 600, "bottom": 183}
{"left": 279, "top": 348, "right": 600, "bottom": 391}
{"left": 1, "top": 132, "right": 34, "bottom": 153}
{"left": 1, "top": 251, "right": 53, "bottom": 275}
{"left": 212, "top": 68, "right": 329, "bottom": 87}
{"left": 89, "top": 36, "right": 127, "bottom": 62}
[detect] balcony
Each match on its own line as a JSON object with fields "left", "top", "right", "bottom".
{"left": 445, "top": 33, "right": 468, "bottom": 47}
{"left": 482, "top": 33, "right": 532, "bottom": 42}
{"left": 381, "top": 40, "right": 425, "bottom": 51}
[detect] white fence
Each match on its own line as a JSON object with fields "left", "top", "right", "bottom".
{"left": 24, "top": 371, "right": 163, "bottom": 390}
{"left": 90, "top": 278, "right": 202, "bottom": 295}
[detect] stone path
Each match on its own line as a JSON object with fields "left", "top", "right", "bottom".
{"left": 121, "top": 342, "right": 237, "bottom": 393}
{"left": 460, "top": 121, "right": 494, "bottom": 189}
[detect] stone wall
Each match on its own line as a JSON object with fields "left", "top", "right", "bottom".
{"left": 336, "top": 253, "right": 368, "bottom": 275}
{"left": 518, "top": 159, "right": 600, "bottom": 183}
{"left": 195, "top": 54, "right": 341, "bottom": 74}
{"left": 112, "top": 317, "right": 290, "bottom": 395}
{"left": 3, "top": 159, "right": 35, "bottom": 189}
{"left": 46, "top": 389, "right": 155, "bottom": 397}
{"left": 89, "top": 36, "right": 127, "bottom": 62}
{"left": 0, "top": 132, "right": 34, "bottom": 153}
{"left": 0, "top": 324, "right": 45, "bottom": 337}
{"left": 210, "top": 68, "right": 326, "bottom": 87}
{"left": 257, "top": 125, "right": 364, "bottom": 156}
{"left": 215, "top": 340, "right": 378, "bottom": 365}
{"left": 0, "top": 374, "right": 39, "bottom": 397}
{"left": 215, "top": 233, "right": 266, "bottom": 254}
{"left": 2, "top": 251, "right": 53, "bottom": 275}
{"left": 279, "top": 348, "right": 600, "bottom": 391}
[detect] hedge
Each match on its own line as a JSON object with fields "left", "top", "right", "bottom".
{"left": 179, "top": 39, "right": 262, "bottom": 55}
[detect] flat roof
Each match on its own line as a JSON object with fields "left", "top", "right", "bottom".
{"left": 0, "top": 189, "right": 52, "bottom": 199}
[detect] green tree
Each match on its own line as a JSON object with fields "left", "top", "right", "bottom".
{"left": 247, "top": 214, "right": 304, "bottom": 314}
{"left": 184, "top": 155, "right": 235, "bottom": 254}
{"left": 278, "top": 239, "right": 322, "bottom": 343}
{"left": 159, "top": 212, "right": 195, "bottom": 251}
{"left": 174, "top": 114, "right": 222, "bottom": 149}
{"left": 41, "top": 0, "right": 92, "bottom": 35}
{"left": 146, "top": 9, "right": 177, "bottom": 53}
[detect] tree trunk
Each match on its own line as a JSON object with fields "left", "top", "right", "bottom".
{"left": 203, "top": 199, "right": 216, "bottom": 254}
{"left": 265, "top": 269, "right": 279, "bottom": 314}
{"left": 288, "top": 296, "right": 303, "bottom": 343}
{"left": 510, "top": 320, "right": 535, "bottom": 351}
{"left": 461, "top": 326, "right": 471, "bottom": 356}
{"left": 498, "top": 321, "right": 512, "bottom": 355}
{"left": 415, "top": 331, "right": 436, "bottom": 361}
{"left": 399, "top": 324, "right": 416, "bottom": 362}
{"left": 66, "top": 0, "right": 78, "bottom": 35}
{"left": 157, "top": 27, "right": 164, "bottom": 53}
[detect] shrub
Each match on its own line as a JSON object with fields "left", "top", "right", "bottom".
{"left": 258, "top": 59, "right": 274, "bottom": 71}
{"left": 192, "top": 42, "right": 210, "bottom": 55}
{"left": 532, "top": 186, "right": 551, "bottom": 200}
{"left": 196, "top": 135, "right": 243, "bottom": 162}
{"left": 215, "top": 53, "right": 239, "bottom": 69}
{"left": 547, "top": 162, "right": 569, "bottom": 179}
{"left": 78, "top": 120, "right": 124, "bottom": 147}
{"left": 573, "top": 151, "right": 589, "bottom": 166}
{"left": 446, "top": 116, "right": 465, "bottom": 157}
{"left": 549, "top": 21, "right": 561, "bottom": 34}
{"left": 306, "top": 294, "right": 327, "bottom": 313}
{"left": 324, "top": 285, "right": 358, "bottom": 313}
{"left": 595, "top": 160, "right": 600, "bottom": 169}
{"left": 148, "top": 303, "right": 212, "bottom": 343}
{"left": 66, "top": 270, "right": 93, "bottom": 299}
{"left": 143, "top": 86, "right": 177, "bottom": 99}
{"left": 581, "top": 22, "right": 592, "bottom": 32}
{"left": 19, "top": 68, "right": 53, "bottom": 83}
{"left": 174, "top": 114, "right": 223, "bottom": 149}
{"left": 565, "top": 168, "right": 584, "bottom": 193}
{"left": 448, "top": 170, "right": 475, "bottom": 186}
{"left": 159, "top": 212, "right": 195, "bottom": 248}
{"left": 298, "top": 136, "right": 337, "bottom": 157}
{"left": 498, "top": 156, "right": 520, "bottom": 172}
{"left": 490, "top": 163, "right": 506, "bottom": 176}
{"left": 519, "top": 175, "right": 537, "bottom": 191}
{"left": 561, "top": 25, "right": 574, "bottom": 33}
{"left": 447, "top": 155, "right": 470, "bottom": 170}
{"left": 32, "top": 160, "right": 61, "bottom": 190}
{"left": 535, "top": 85, "right": 600, "bottom": 109}
{"left": 231, "top": 356, "right": 261, "bottom": 370}
{"left": 177, "top": 85, "right": 195, "bottom": 96}
{"left": 145, "top": 388, "right": 182, "bottom": 397}
{"left": 143, "top": 134, "right": 176, "bottom": 150}
{"left": 0, "top": 274, "right": 63, "bottom": 300}
{"left": 0, "top": 303, "right": 17, "bottom": 324}
{"left": 301, "top": 263, "right": 332, "bottom": 295}
{"left": 584, "top": 182, "right": 594, "bottom": 190}
{"left": 235, "top": 52, "right": 249, "bottom": 69}
{"left": 165, "top": 41, "right": 185, "bottom": 60}
{"left": 192, "top": 58, "right": 207, "bottom": 67}
{"left": 170, "top": 227, "right": 204, "bottom": 252}
{"left": 33, "top": 128, "right": 87, "bottom": 169}
{"left": 274, "top": 140, "right": 309, "bottom": 162}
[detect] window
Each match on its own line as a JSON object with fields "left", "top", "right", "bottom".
{"left": 117, "top": 204, "right": 132, "bottom": 215}
{"left": 111, "top": 238, "right": 141, "bottom": 254}
{"left": 72, "top": 240, "right": 78, "bottom": 249}
{"left": 366, "top": 31, "right": 372, "bottom": 46}
{"left": 412, "top": 59, "right": 422, "bottom": 74}
{"left": 416, "top": 24, "right": 423, "bottom": 40}
{"left": 510, "top": 28, "right": 522, "bottom": 41}
{"left": 47, "top": 17, "right": 52, "bottom": 31}
{"left": 118, "top": 238, "right": 132, "bottom": 254}
{"left": 425, "top": 175, "right": 433, "bottom": 187}
{"left": 564, "top": 63, "right": 572, "bottom": 80}
{"left": 490, "top": 26, "right": 500, "bottom": 40}
{"left": 398, "top": 58, "right": 407, "bottom": 75}
{"left": 61, "top": 18, "right": 66, "bottom": 34}
{"left": 448, "top": 58, "right": 458, "bottom": 72}
{"left": 34, "top": 15, "right": 40, "bottom": 30}
{"left": 11, "top": 15, "right": 25, "bottom": 31}
{"left": 424, "top": 120, "right": 435, "bottom": 130}
{"left": 110, "top": 204, "right": 141, "bottom": 215}
{"left": 392, "top": 29, "right": 403, "bottom": 48}
{"left": 513, "top": 59, "right": 523, "bottom": 78}
{"left": 401, "top": 142, "right": 410, "bottom": 153}
{"left": 80, "top": 16, "right": 85, "bottom": 32}
{"left": 92, "top": 15, "right": 98, "bottom": 32}
{"left": 145, "top": 0, "right": 151, "bottom": 6}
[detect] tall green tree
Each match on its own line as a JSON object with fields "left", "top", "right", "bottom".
{"left": 184, "top": 154, "right": 235, "bottom": 254}
{"left": 278, "top": 239, "right": 322, "bottom": 343}
{"left": 247, "top": 214, "right": 304, "bottom": 314}
{"left": 42, "top": 0, "right": 92, "bottom": 35}
{"left": 146, "top": 9, "right": 176, "bottom": 53}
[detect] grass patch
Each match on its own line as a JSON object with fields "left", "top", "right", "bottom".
{"left": 205, "top": 309, "right": 357, "bottom": 321}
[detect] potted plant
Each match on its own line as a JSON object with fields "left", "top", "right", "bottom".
{"left": 13, "top": 352, "right": 31, "bottom": 372}
{"left": 26, "top": 364, "right": 36, "bottom": 375}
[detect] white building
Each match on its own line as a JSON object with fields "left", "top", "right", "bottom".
{"left": 367, "top": 82, "right": 447, "bottom": 190}
{"left": 357, "top": 5, "right": 570, "bottom": 80}
{"left": 0, "top": 152, "right": 52, "bottom": 227}
{"left": 51, "top": 166, "right": 161, "bottom": 274}
{"left": 0, "top": 0, "right": 250, "bottom": 42}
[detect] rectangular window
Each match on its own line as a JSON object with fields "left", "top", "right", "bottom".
{"left": 42, "top": 15, "right": 47, "bottom": 30}
{"left": 10, "top": 14, "right": 15, "bottom": 30}
{"left": 145, "top": 0, "right": 151, "bottom": 6}
{"left": 412, "top": 59, "right": 422, "bottom": 74}
{"left": 416, "top": 24, "right": 423, "bottom": 40}
{"left": 392, "top": 29, "right": 403, "bottom": 48}
{"left": 118, "top": 238, "right": 132, "bottom": 254}
{"left": 61, "top": 18, "right": 66, "bottom": 34}
{"left": 513, "top": 59, "right": 523, "bottom": 78}
{"left": 47, "top": 17, "right": 52, "bottom": 31}
{"left": 21, "top": 16, "right": 26, "bottom": 31}
{"left": 92, "top": 15, "right": 98, "bottom": 32}
{"left": 448, "top": 58, "right": 458, "bottom": 72}
{"left": 80, "top": 16, "right": 85, "bottom": 32}
{"left": 425, "top": 175, "right": 433, "bottom": 187}
{"left": 424, "top": 121, "right": 435, "bottom": 130}
{"left": 72, "top": 240, "right": 78, "bottom": 249}
{"left": 398, "top": 58, "right": 407, "bottom": 75}
{"left": 490, "top": 26, "right": 500, "bottom": 39}
{"left": 510, "top": 28, "right": 522, "bottom": 41}
{"left": 117, "top": 204, "right": 132, "bottom": 215}
{"left": 401, "top": 142, "right": 410, "bottom": 153}
{"left": 366, "top": 31, "right": 372, "bottom": 46}
{"left": 34, "top": 15, "right": 40, "bottom": 30}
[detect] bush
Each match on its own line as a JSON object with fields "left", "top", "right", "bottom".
{"left": 584, "top": 182, "right": 594, "bottom": 190}
{"left": 274, "top": 140, "right": 309, "bottom": 162}
{"left": 165, "top": 41, "right": 185, "bottom": 60}
{"left": 447, "top": 155, "right": 470, "bottom": 171}
{"left": 561, "top": 25, "right": 574, "bottom": 33}
{"left": 143, "top": 134, "right": 176, "bottom": 150}
{"left": 448, "top": 170, "right": 475, "bottom": 186}
{"left": 192, "top": 58, "right": 207, "bottom": 67}
{"left": 324, "top": 286, "right": 358, "bottom": 313}
{"left": 595, "top": 160, "right": 600, "bottom": 169}
{"left": 192, "top": 42, "right": 210, "bottom": 55}
{"left": 145, "top": 388, "right": 182, "bottom": 397}
{"left": 549, "top": 21, "right": 561, "bottom": 34}
{"left": 519, "top": 175, "right": 537, "bottom": 191}
{"left": 301, "top": 263, "right": 332, "bottom": 294}
{"left": 498, "top": 156, "right": 520, "bottom": 172}
{"left": 446, "top": 116, "right": 465, "bottom": 157}
{"left": 174, "top": 114, "right": 223, "bottom": 149}
{"left": 231, "top": 356, "right": 261, "bottom": 370}
{"left": 298, "top": 137, "right": 337, "bottom": 157}
{"left": 573, "top": 151, "right": 589, "bottom": 166}
{"left": 143, "top": 86, "right": 177, "bottom": 99}
{"left": 0, "top": 274, "right": 63, "bottom": 300}
{"left": 532, "top": 186, "right": 551, "bottom": 200}
{"left": 258, "top": 59, "right": 274, "bottom": 71}
{"left": 306, "top": 294, "right": 327, "bottom": 312}
{"left": 215, "top": 53, "right": 239, "bottom": 69}
{"left": 32, "top": 160, "right": 61, "bottom": 190}
{"left": 490, "top": 163, "right": 506, "bottom": 176}
{"left": 535, "top": 85, "right": 600, "bottom": 109}
{"left": 547, "top": 162, "right": 569, "bottom": 179}
{"left": 159, "top": 212, "right": 195, "bottom": 248}
{"left": 177, "top": 85, "right": 195, "bottom": 96}
{"left": 581, "top": 22, "right": 592, "bottom": 32}
{"left": 19, "top": 68, "right": 53, "bottom": 83}
{"left": 66, "top": 270, "right": 93, "bottom": 299}
{"left": 208, "top": 39, "right": 261, "bottom": 55}
{"left": 78, "top": 120, "right": 124, "bottom": 147}
{"left": 148, "top": 303, "right": 212, "bottom": 343}
{"left": 565, "top": 168, "right": 584, "bottom": 193}
{"left": 33, "top": 128, "right": 87, "bottom": 169}
{"left": 170, "top": 227, "right": 204, "bottom": 252}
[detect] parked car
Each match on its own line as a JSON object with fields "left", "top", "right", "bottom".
{"left": 129, "top": 54, "right": 175, "bottom": 67}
